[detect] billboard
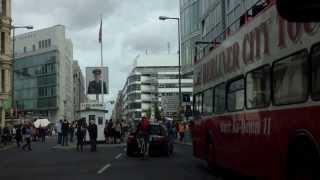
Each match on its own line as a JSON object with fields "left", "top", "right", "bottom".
{"left": 86, "top": 67, "right": 108, "bottom": 94}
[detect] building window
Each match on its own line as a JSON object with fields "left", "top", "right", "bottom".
{"left": 0, "top": 0, "right": 6, "bottom": 16}
{"left": 273, "top": 50, "right": 308, "bottom": 105}
{"left": 1, "top": 32, "right": 5, "bottom": 54}
{"left": 33, "top": 44, "right": 36, "bottom": 51}
{"left": 41, "top": 40, "right": 45, "bottom": 49}
{"left": 89, "top": 115, "right": 95, "bottom": 121}
{"left": 1, "top": 69, "right": 5, "bottom": 92}
{"left": 48, "top": 39, "right": 51, "bottom": 47}
{"left": 23, "top": 46, "right": 27, "bottom": 53}
{"left": 38, "top": 41, "right": 41, "bottom": 49}
{"left": 45, "top": 40, "right": 48, "bottom": 48}
{"left": 98, "top": 117, "right": 103, "bottom": 125}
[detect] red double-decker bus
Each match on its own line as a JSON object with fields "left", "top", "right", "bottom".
{"left": 192, "top": 2, "right": 320, "bottom": 180}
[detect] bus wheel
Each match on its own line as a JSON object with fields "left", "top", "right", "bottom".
{"left": 288, "top": 137, "right": 320, "bottom": 180}
{"left": 205, "top": 134, "right": 217, "bottom": 170}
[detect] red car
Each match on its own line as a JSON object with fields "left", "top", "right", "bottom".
{"left": 126, "top": 123, "right": 173, "bottom": 157}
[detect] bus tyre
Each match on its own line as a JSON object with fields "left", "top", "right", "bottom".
{"left": 206, "top": 143, "right": 216, "bottom": 169}
{"left": 288, "top": 137, "right": 320, "bottom": 180}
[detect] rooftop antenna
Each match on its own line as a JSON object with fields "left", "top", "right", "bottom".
{"left": 167, "top": 42, "right": 170, "bottom": 54}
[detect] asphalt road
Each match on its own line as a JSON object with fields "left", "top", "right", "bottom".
{"left": 0, "top": 137, "right": 228, "bottom": 180}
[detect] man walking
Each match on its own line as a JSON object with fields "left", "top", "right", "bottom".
{"left": 76, "top": 120, "right": 86, "bottom": 152}
{"left": 88, "top": 120, "right": 98, "bottom": 152}
{"left": 22, "top": 124, "right": 32, "bottom": 151}
{"left": 56, "top": 120, "right": 62, "bottom": 144}
{"left": 15, "top": 125, "right": 23, "bottom": 148}
{"left": 61, "top": 120, "right": 69, "bottom": 146}
{"left": 69, "top": 122, "right": 75, "bottom": 143}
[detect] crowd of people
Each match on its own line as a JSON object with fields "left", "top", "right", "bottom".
{"left": 103, "top": 119, "right": 128, "bottom": 144}
{"left": 0, "top": 121, "right": 50, "bottom": 151}
{"left": 1, "top": 122, "right": 50, "bottom": 148}
{"left": 55, "top": 119, "right": 98, "bottom": 152}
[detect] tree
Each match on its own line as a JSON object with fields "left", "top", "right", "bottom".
{"left": 146, "top": 107, "right": 152, "bottom": 119}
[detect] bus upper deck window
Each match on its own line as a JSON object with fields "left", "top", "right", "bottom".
{"left": 214, "top": 83, "right": 226, "bottom": 114}
{"left": 227, "top": 78, "right": 244, "bottom": 112}
{"left": 246, "top": 66, "right": 271, "bottom": 109}
{"left": 272, "top": 50, "right": 308, "bottom": 105}
{"left": 311, "top": 44, "right": 320, "bottom": 101}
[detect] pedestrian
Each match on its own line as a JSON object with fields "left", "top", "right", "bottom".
{"left": 56, "top": 120, "right": 62, "bottom": 144}
{"left": 22, "top": 124, "right": 32, "bottom": 151}
{"left": 2, "top": 126, "right": 10, "bottom": 145}
{"left": 76, "top": 120, "right": 86, "bottom": 152}
{"left": 104, "top": 121, "right": 109, "bottom": 144}
{"left": 69, "top": 122, "right": 75, "bottom": 143}
{"left": 15, "top": 125, "right": 23, "bottom": 148}
{"left": 107, "top": 119, "right": 114, "bottom": 144}
{"left": 88, "top": 120, "right": 98, "bottom": 152}
{"left": 61, "top": 120, "right": 69, "bottom": 146}
{"left": 40, "top": 126, "right": 46, "bottom": 143}
{"left": 179, "top": 122, "right": 185, "bottom": 142}
{"left": 115, "top": 121, "right": 122, "bottom": 144}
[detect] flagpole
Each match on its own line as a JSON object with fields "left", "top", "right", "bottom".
{"left": 100, "top": 14, "right": 104, "bottom": 104}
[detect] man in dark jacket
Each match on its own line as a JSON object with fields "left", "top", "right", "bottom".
{"left": 61, "top": 120, "right": 69, "bottom": 146}
{"left": 88, "top": 120, "right": 98, "bottom": 152}
{"left": 15, "top": 125, "right": 23, "bottom": 148}
{"left": 87, "top": 69, "right": 107, "bottom": 94}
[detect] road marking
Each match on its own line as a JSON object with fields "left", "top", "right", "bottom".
{"left": 115, "top": 153, "right": 122, "bottom": 159}
{"left": 97, "top": 164, "right": 111, "bottom": 174}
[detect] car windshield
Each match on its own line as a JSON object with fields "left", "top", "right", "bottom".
{"left": 149, "top": 125, "right": 162, "bottom": 135}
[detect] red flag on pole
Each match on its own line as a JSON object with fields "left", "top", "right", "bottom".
{"left": 99, "top": 19, "right": 102, "bottom": 43}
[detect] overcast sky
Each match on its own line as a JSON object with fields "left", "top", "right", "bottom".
{"left": 12, "top": 0, "right": 179, "bottom": 114}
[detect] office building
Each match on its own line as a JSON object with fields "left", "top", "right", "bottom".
{"left": 181, "top": 0, "right": 269, "bottom": 68}
{"left": 73, "top": 60, "right": 85, "bottom": 120}
{"left": 180, "top": 0, "right": 200, "bottom": 75}
{"left": 121, "top": 54, "right": 193, "bottom": 121}
{"left": 0, "top": 0, "right": 11, "bottom": 128}
{"left": 14, "top": 25, "right": 74, "bottom": 122}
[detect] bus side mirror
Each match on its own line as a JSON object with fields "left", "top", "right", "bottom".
{"left": 277, "top": 0, "right": 320, "bottom": 22}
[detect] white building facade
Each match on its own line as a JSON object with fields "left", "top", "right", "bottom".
{"left": 122, "top": 54, "right": 193, "bottom": 122}
{"left": 14, "top": 25, "right": 74, "bottom": 122}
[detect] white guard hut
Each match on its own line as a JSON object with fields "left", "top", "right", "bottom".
{"left": 80, "top": 102, "right": 108, "bottom": 142}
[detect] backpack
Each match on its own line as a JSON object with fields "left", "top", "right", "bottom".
{"left": 140, "top": 120, "right": 150, "bottom": 132}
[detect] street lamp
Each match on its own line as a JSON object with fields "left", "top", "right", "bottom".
{"left": 158, "top": 15, "right": 182, "bottom": 119}
{"left": 11, "top": 25, "right": 34, "bottom": 120}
